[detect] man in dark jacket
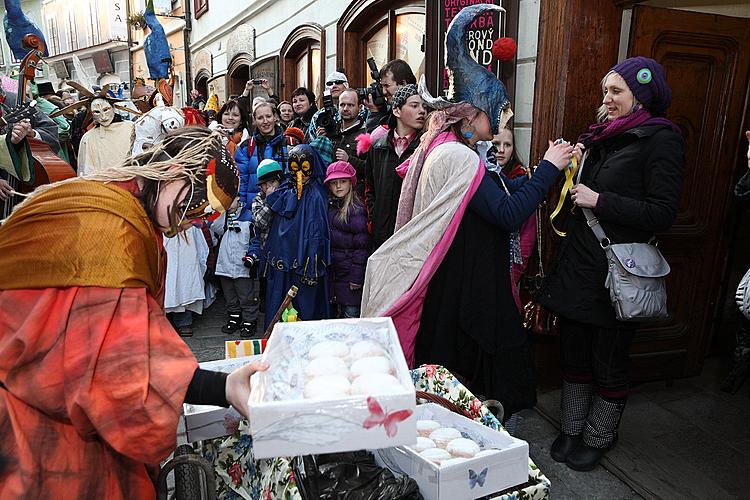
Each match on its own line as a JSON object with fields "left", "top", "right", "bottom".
{"left": 365, "top": 84, "right": 425, "bottom": 248}
{"left": 331, "top": 89, "right": 367, "bottom": 198}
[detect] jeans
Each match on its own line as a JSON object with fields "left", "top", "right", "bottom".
{"left": 171, "top": 311, "right": 193, "bottom": 328}
{"left": 338, "top": 305, "right": 361, "bottom": 319}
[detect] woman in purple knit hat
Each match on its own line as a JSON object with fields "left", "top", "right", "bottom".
{"left": 540, "top": 56, "right": 685, "bottom": 471}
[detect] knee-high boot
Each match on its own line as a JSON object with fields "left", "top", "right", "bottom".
{"left": 550, "top": 381, "right": 592, "bottom": 462}
{"left": 566, "top": 394, "right": 626, "bottom": 471}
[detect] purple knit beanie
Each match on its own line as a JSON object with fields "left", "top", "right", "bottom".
{"left": 611, "top": 56, "right": 672, "bottom": 116}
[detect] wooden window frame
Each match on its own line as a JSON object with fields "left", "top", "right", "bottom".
{"left": 279, "top": 24, "right": 325, "bottom": 103}
{"left": 194, "top": 0, "right": 208, "bottom": 19}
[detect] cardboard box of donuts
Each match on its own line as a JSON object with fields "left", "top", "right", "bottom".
{"left": 248, "top": 317, "right": 418, "bottom": 459}
{"left": 374, "top": 403, "right": 529, "bottom": 500}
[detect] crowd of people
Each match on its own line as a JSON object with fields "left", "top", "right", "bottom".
{"left": 0, "top": 3, "right": 709, "bottom": 497}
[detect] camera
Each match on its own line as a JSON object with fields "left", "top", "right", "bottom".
{"left": 251, "top": 79, "right": 264, "bottom": 85}
{"left": 316, "top": 90, "right": 340, "bottom": 138}
{"left": 355, "top": 57, "right": 388, "bottom": 114}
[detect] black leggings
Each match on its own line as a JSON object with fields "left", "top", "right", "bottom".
{"left": 559, "top": 317, "right": 635, "bottom": 399}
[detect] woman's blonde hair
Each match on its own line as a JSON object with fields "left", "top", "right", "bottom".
{"left": 596, "top": 70, "right": 641, "bottom": 123}
{"left": 13, "top": 127, "right": 224, "bottom": 226}
{"left": 330, "top": 179, "right": 360, "bottom": 224}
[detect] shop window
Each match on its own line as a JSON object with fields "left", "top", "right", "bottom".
{"left": 280, "top": 25, "right": 325, "bottom": 103}
{"left": 338, "top": 1, "right": 425, "bottom": 88}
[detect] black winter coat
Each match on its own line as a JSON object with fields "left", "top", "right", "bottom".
{"left": 364, "top": 130, "right": 422, "bottom": 248}
{"left": 540, "top": 124, "right": 685, "bottom": 328}
{"left": 332, "top": 120, "right": 368, "bottom": 198}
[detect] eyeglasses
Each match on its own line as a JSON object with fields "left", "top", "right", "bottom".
{"left": 326, "top": 80, "right": 346, "bottom": 87}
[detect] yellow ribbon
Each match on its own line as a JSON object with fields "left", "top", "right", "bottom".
{"left": 549, "top": 156, "right": 578, "bottom": 237}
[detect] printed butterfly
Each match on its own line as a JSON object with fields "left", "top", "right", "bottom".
{"left": 362, "top": 396, "right": 413, "bottom": 437}
{"left": 469, "top": 467, "right": 489, "bottom": 489}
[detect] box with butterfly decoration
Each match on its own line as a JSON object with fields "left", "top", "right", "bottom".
{"left": 374, "top": 403, "right": 529, "bottom": 500}
{"left": 247, "top": 317, "right": 417, "bottom": 459}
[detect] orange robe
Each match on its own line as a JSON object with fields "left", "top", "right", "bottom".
{"left": 0, "top": 180, "right": 198, "bottom": 499}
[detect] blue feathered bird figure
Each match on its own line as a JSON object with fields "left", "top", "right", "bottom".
{"left": 143, "top": 0, "right": 171, "bottom": 80}
{"left": 3, "top": 0, "right": 48, "bottom": 59}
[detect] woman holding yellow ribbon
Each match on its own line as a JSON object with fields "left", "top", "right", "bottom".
{"left": 540, "top": 57, "right": 684, "bottom": 471}
{"left": 0, "top": 128, "right": 268, "bottom": 499}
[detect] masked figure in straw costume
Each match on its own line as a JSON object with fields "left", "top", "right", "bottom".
{"left": 0, "top": 128, "right": 270, "bottom": 499}
{"left": 361, "top": 4, "right": 573, "bottom": 419}
{"left": 51, "top": 83, "right": 139, "bottom": 176}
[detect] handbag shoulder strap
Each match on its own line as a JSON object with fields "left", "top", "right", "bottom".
{"left": 575, "top": 151, "right": 612, "bottom": 249}
{"left": 582, "top": 207, "right": 611, "bottom": 249}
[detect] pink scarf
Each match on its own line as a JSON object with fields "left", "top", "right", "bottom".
{"left": 394, "top": 103, "right": 478, "bottom": 231}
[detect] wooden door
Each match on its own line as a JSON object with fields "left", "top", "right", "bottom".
{"left": 627, "top": 6, "right": 750, "bottom": 381}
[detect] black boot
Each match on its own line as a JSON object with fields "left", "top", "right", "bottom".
{"left": 238, "top": 320, "right": 258, "bottom": 339}
{"left": 221, "top": 312, "right": 242, "bottom": 334}
{"left": 550, "top": 381, "right": 592, "bottom": 462}
{"left": 566, "top": 395, "right": 626, "bottom": 471}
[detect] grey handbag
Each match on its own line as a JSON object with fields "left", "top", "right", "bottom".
{"left": 581, "top": 207, "right": 671, "bottom": 321}
{"left": 574, "top": 150, "right": 670, "bottom": 321}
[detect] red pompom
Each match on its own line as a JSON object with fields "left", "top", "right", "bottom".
{"left": 492, "top": 38, "right": 517, "bottom": 61}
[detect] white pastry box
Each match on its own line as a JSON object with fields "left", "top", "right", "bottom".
{"left": 374, "top": 403, "right": 529, "bottom": 500}
{"left": 248, "top": 317, "right": 417, "bottom": 459}
{"left": 181, "top": 356, "right": 261, "bottom": 442}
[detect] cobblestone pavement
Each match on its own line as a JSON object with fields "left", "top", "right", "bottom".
{"left": 181, "top": 295, "right": 265, "bottom": 362}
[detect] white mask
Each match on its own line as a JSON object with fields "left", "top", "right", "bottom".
{"left": 91, "top": 98, "right": 115, "bottom": 127}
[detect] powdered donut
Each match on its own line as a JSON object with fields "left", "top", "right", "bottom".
{"left": 303, "top": 375, "right": 351, "bottom": 399}
{"left": 446, "top": 437, "right": 480, "bottom": 458}
{"left": 416, "top": 419, "right": 441, "bottom": 437}
{"left": 350, "top": 373, "right": 402, "bottom": 395}
{"left": 411, "top": 436, "right": 436, "bottom": 452}
{"left": 419, "top": 448, "right": 451, "bottom": 465}
{"left": 350, "top": 340, "right": 386, "bottom": 360}
{"left": 475, "top": 449, "right": 502, "bottom": 459}
{"left": 308, "top": 341, "right": 349, "bottom": 359}
{"left": 304, "top": 356, "right": 348, "bottom": 378}
{"left": 429, "top": 427, "right": 462, "bottom": 448}
{"left": 350, "top": 356, "right": 392, "bottom": 377}
{"left": 440, "top": 457, "right": 469, "bottom": 468}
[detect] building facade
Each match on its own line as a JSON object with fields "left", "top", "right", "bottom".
{"left": 128, "top": 0, "right": 189, "bottom": 107}
{"left": 41, "top": 0, "right": 130, "bottom": 90}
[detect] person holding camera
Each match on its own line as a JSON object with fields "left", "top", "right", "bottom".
{"left": 365, "top": 59, "right": 417, "bottom": 133}
{"left": 329, "top": 88, "right": 368, "bottom": 198}
{"left": 364, "top": 84, "right": 425, "bottom": 248}
{"left": 237, "top": 79, "right": 280, "bottom": 117}
{"left": 308, "top": 71, "right": 350, "bottom": 141}
{"left": 209, "top": 100, "right": 250, "bottom": 157}
{"left": 210, "top": 197, "right": 260, "bottom": 338}
{"left": 289, "top": 87, "right": 318, "bottom": 142}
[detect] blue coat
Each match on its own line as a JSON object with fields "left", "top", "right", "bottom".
{"left": 261, "top": 145, "right": 331, "bottom": 327}
{"left": 233, "top": 128, "right": 288, "bottom": 220}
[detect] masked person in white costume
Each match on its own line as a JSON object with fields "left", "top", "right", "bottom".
{"left": 77, "top": 98, "right": 136, "bottom": 176}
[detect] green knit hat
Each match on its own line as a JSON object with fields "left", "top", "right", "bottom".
{"left": 256, "top": 159, "right": 283, "bottom": 185}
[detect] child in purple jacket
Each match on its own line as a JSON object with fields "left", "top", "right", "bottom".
{"left": 325, "top": 161, "right": 373, "bottom": 318}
